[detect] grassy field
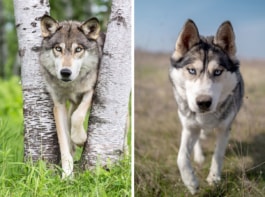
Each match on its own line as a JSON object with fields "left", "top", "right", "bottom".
{"left": 135, "top": 50, "right": 265, "bottom": 197}
{"left": 0, "top": 77, "right": 131, "bottom": 196}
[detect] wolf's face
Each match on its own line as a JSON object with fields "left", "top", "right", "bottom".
{"left": 40, "top": 15, "right": 101, "bottom": 82}
{"left": 170, "top": 20, "right": 239, "bottom": 114}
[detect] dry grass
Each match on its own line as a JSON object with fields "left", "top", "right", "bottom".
{"left": 134, "top": 50, "right": 265, "bottom": 197}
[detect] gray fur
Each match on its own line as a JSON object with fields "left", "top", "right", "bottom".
{"left": 39, "top": 15, "right": 105, "bottom": 178}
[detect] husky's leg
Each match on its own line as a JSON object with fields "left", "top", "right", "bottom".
{"left": 177, "top": 127, "right": 200, "bottom": 194}
{"left": 207, "top": 127, "right": 230, "bottom": 185}
{"left": 194, "top": 130, "right": 206, "bottom": 165}
{"left": 71, "top": 90, "right": 93, "bottom": 146}
{"left": 54, "top": 103, "right": 73, "bottom": 178}
{"left": 194, "top": 139, "right": 205, "bottom": 165}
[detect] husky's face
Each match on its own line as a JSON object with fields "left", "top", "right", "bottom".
{"left": 170, "top": 19, "right": 239, "bottom": 114}
{"left": 40, "top": 15, "right": 101, "bottom": 82}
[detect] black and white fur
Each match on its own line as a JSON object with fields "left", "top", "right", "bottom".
{"left": 169, "top": 19, "right": 244, "bottom": 194}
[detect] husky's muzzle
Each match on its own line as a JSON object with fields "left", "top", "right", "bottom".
{"left": 196, "top": 95, "right": 212, "bottom": 112}
{"left": 60, "top": 68, "right": 72, "bottom": 82}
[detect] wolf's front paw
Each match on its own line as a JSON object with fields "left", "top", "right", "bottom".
{"left": 71, "top": 127, "right": 87, "bottom": 146}
{"left": 61, "top": 154, "right": 74, "bottom": 179}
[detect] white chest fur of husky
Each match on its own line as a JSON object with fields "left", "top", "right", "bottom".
{"left": 39, "top": 15, "right": 104, "bottom": 178}
{"left": 169, "top": 19, "right": 244, "bottom": 194}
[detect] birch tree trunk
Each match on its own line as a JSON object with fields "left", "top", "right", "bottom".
{"left": 13, "top": 0, "right": 60, "bottom": 164}
{"left": 81, "top": 0, "right": 131, "bottom": 168}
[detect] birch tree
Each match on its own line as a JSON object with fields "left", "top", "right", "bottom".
{"left": 81, "top": 0, "right": 131, "bottom": 168}
{"left": 13, "top": 0, "right": 60, "bottom": 164}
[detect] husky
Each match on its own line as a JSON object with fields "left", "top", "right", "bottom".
{"left": 39, "top": 15, "right": 105, "bottom": 178}
{"left": 169, "top": 19, "right": 244, "bottom": 194}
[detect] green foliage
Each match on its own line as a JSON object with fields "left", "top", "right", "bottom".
{"left": 2, "top": 0, "right": 18, "bottom": 79}
{"left": 50, "top": 0, "right": 110, "bottom": 31}
{"left": 0, "top": 77, "right": 23, "bottom": 126}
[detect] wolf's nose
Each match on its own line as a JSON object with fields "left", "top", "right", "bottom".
{"left": 196, "top": 95, "right": 212, "bottom": 111}
{"left": 60, "top": 69, "right": 72, "bottom": 78}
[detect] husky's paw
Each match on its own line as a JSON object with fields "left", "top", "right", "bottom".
{"left": 181, "top": 174, "right": 199, "bottom": 195}
{"left": 186, "top": 181, "right": 199, "bottom": 195}
{"left": 71, "top": 127, "right": 87, "bottom": 146}
{"left": 206, "top": 173, "right": 221, "bottom": 186}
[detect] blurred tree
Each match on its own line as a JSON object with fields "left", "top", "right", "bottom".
{"left": 50, "top": 0, "right": 110, "bottom": 31}
{"left": 1, "top": 0, "right": 18, "bottom": 79}
{"left": 13, "top": 0, "right": 60, "bottom": 164}
{"left": 81, "top": 0, "right": 131, "bottom": 169}
{"left": 0, "top": 0, "right": 6, "bottom": 77}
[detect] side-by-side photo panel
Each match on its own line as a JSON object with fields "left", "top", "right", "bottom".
{"left": 0, "top": 0, "right": 131, "bottom": 196}
{"left": 135, "top": 0, "right": 265, "bottom": 196}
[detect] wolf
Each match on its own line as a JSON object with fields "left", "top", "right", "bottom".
{"left": 169, "top": 19, "right": 244, "bottom": 194}
{"left": 39, "top": 15, "right": 105, "bottom": 178}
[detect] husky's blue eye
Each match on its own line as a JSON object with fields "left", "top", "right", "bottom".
{"left": 54, "top": 46, "right": 62, "bottom": 52}
{"left": 214, "top": 69, "right": 223, "bottom": 76}
{"left": 187, "top": 68, "right": 196, "bottom": 75}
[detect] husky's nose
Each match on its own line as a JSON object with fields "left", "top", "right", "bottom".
{"left": 196, "top": 95, "right": 212, "bottom": 111}
{"left": 60, "top": 69, "right": 72, "bottom": 81}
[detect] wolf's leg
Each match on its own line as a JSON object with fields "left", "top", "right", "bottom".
{"left": 54, "top": 103, "right": 73, "bottom": 178}
{"left": 123, "top": 112, "right": 130, "bottom": 155}
{"left": 177, "top": 127, "right": 200, "bottom": 194}
{"left": 207, "top": 127, "right": 230, "bottom": 185}
{"left": 71, "top": 90, "right": 93, "bottom": 146}
{"left": 68, "top": 103, "right": 78, "bottom": 155}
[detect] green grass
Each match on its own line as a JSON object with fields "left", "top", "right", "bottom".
{"left": 0, "top": 77, "right": 131, "bottom": 196}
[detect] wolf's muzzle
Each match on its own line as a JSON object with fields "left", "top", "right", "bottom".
{"left": 196, "top": 95, "right": 212, "bottom": 112}
{"left": 60, "top": 69, "right": 72, "bottom": 82}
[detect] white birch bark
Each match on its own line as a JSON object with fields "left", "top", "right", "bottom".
{"left": 13, "top": 0, "right": 60, "bottom": 163}
{"left": 81, "top": 0, "right": 131, "bottom": 168}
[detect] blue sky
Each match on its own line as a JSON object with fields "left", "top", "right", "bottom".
{"left": 135, "top": 0, "right": 265, "bottom": 59}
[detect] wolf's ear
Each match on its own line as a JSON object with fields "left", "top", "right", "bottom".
{"left": 40, "top": 15, "right": 59, "bottom": 38}
{"left": 173, "top": 19, "right": 200, "bottom": 59}
{"left": 80, "top": 18, "right": 100, "bottom": 40}
{"left": 214, "top": 21, "right": 236, "bottom": 56}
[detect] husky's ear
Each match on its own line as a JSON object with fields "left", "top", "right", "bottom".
{"left": 214, "top": 21, "right": 236, "bottom": 56}
{"left": 173, "top": 19, "right": 200, "bottom": 59}
{"left": 40, "top": 15, "right": 59, "bottom": 38}
{"left": 80, "top": 18, "right": 100, "bottom": 40}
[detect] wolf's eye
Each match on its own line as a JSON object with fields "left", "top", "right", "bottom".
{"left": 75, "top": 47, "right": 83, "bottom": 53}
{"left": 213, "top": 69, "right": 223, "bottom": 76}
{"left": 54, "top": 46, "right": 62, "bottom": 52}
{"left": 187, "top": 68, "right": 196, "bottom": 75}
